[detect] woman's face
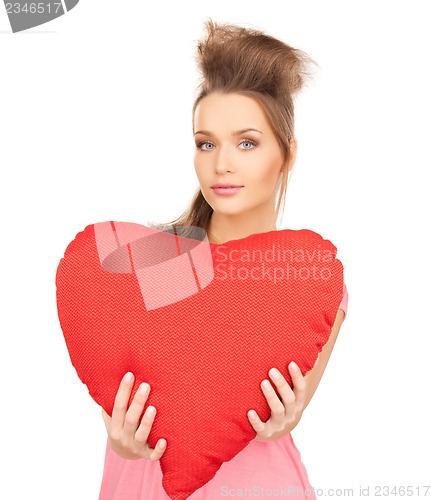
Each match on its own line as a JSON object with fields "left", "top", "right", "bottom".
{"left": 193, "top": 92, "right": 294, "bottom": 222}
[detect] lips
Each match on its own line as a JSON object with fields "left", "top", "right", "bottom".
{"left": 211, "top": 186, "right": 244, "bottom": 196}
{"left": 211, "top": 183, "right": 243, "bottom": 189}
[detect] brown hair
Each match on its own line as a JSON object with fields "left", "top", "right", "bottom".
{"left": 148, "top": 18, "right": 319, "bottom": 238}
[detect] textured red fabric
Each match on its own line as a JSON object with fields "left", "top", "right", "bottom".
{"left": 55, "top": 221, "right": 344, "bottom": 500}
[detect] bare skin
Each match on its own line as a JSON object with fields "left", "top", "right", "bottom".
{"left": 101, "top": 372, "right": 166, "bottom": 460}
{"left": 193, "top": 91, "right": 297, "bottom": 245}
{"left": 101, "top": 91, "right": 344, "bottom": 456}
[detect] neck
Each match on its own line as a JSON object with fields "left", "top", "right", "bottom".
{"left": 207, "top": 213, "right": 277, "bottom": 245}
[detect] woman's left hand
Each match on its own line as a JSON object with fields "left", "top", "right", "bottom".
{"left": 248, "top": 361, "right": 306, "bottom": 442}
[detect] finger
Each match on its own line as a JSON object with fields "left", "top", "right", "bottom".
{"left": 134, "top": 404, "right": 167, "bottom": 459}
{"left": 269, "top": 368, "right": 296, "bottom": 415}
{"left": 261, "top": 379, "right": 285, "bottom": 423}
{"left": 146, "top": 439, "right": 167, "bottom": 461}
{"left": 123, "top": 382, "right": 151, "bottom": 437}
{"left": 247, "top": 409, "right": 266, "bottom": 436}
{"left": 111, "top": 372, "right": 135, "bottom": 429}
{"left": 134, "top": 402, "right": 156, "bottom": 446}
{"left": 288, "top": 362, "right": 307, "bottom": 410}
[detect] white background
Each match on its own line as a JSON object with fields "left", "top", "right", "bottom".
{"left": 1, "top": 1, "right": 430, "bottom": 499}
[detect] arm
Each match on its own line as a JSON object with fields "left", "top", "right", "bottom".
{"left": 257, "top": 308, "right": 345, "bottom": 442}
{"left": 302, "top": 307, "right": 345, "bottom": 412}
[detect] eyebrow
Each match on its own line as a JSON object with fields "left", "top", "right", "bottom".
{"left": 193, "top": 128, "right": 263, "bottom": 137}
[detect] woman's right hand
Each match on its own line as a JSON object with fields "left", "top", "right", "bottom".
{"left": 101, "top": 371, "right": 167, "bottom": 461}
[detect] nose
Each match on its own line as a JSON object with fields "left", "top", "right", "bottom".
{"left": 213, "top": 146, "right": 235, "bottom": 175}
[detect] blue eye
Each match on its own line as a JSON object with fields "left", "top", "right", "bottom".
{"left": 197, "top": 142, "right": 215, "bottom": 151}
{"left": 239, "top": 140, "right": 257, "bottom": 149}
{"left": 196, "top": 139, "right": 258, "bottom": 151}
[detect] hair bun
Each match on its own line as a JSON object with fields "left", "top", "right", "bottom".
{"left": 194, "top": 18, "right": 319, "bottom": 98}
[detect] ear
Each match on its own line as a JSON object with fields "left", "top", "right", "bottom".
{"left": 288, "top": 138, "right": 298, "bottom": 172}
{"left": 280, "top": 138, "right": 298, "bottom": 174}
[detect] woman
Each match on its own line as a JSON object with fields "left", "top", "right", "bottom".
{"left": 99, "top": 18, "right": 348, "bottom": 499}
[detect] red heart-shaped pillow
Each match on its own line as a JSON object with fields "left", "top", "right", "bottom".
{"left": 55, "top": 221, "right": 344, "bottom": 500}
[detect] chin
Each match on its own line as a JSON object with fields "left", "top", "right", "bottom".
{"left": 213, "top": 206, "right": 247, "bottom": 217}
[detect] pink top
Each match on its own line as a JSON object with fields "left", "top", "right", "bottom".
{"left": 99, "top": 283, "right": 349, "bottom": 500}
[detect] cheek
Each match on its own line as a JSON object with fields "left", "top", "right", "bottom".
{"left": 194, "top": 158, "right": 207, "bottom": 183}
{"left": 248, "top": 154, "right": 281, "bottom": 187}
{"left": 194, "top": 160, "right": 214, "bottom": 198}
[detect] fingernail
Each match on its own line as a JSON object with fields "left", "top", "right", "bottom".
{"left": 249, "top": 410, "right": 257, "bottom": 420}
{"left": 159, "top": 439, "right": 166, "bottom": 449}
{"left": 269, "top": 368, "right": 280, "bottom": 379}
{"left": 124, "top": 372, "right": 133, "bottom": 383}
{"left": 290, "top": 362, "right": 298, "bottom": 371}
{"left": 138, "top": 383, "right": 149, "bottom": 395}
{"left": 146, "top": 406, "right": 155, "bottom": 417}
{"left": 262, "top": 380, "right": 271, "bottom": 392}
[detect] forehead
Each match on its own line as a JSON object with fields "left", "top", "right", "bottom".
{"left": 194, "top": 93, "right": 269, "bottom": 133}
